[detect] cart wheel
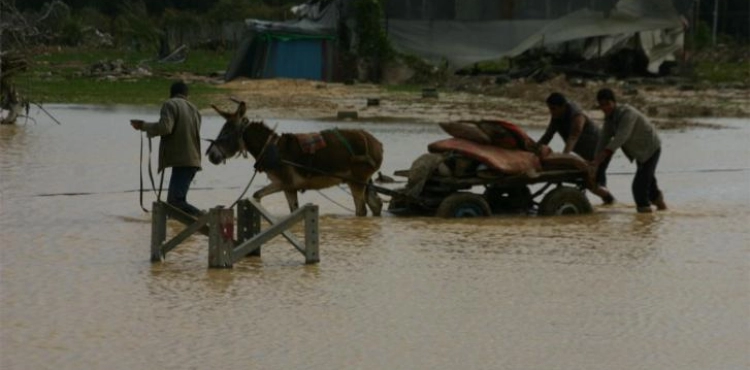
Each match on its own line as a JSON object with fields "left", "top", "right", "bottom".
{"left": 538, "top": 186, "right": 593, "bottom": 216}
{"left": 436, "top": 193, "right": 491, "bottom": 218}
{"left": 483, "top": 185, "right": 532, "bottom": 213}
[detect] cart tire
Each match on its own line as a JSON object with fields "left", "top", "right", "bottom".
{"left": 538, "top": 186, "right": 592, "bottom": 216}
{"left": 436, "top": 193, "right": 491, "bottom": 218}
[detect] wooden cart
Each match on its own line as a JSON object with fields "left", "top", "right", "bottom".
{"left": 376, "top": 138, "right": 597, "bottom": 218}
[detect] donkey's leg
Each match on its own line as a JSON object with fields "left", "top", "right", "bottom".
{"left": 253, "top": 183, "right": 284, "bottom": 202}
{"left": 365, "top": 180, "right": 383, "bottom": 217}
{"left": 283, "top": 190, "right": 299, "bottom": 213}
{"left": 347, "top": 182, "right": 368, "bottom": 217}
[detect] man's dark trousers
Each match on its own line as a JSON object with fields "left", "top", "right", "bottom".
{"left": 167, "top": 166, "right": 202, "bottom": 216}
{"left": 633, "top": 149, "right": 662, "bottom": 208}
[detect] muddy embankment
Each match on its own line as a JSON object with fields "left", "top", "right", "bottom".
{"left": 218, "top": 75, "right": 749, "bottom": 130}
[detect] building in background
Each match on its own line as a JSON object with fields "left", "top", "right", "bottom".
{"left": 226, "top": 0, "right": 695, "bottom": 81}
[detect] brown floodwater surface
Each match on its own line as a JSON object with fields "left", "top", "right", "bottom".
{"left": 1, "top": 105, "right": 748, "bottom": 370}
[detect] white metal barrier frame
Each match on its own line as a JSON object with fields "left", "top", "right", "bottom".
{"left": 150, "top": 199, "right": 319, "bottom": 268}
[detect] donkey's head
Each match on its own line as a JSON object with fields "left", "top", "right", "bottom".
{"left": 206, "top": 102, "right": 247, "bottom": 165}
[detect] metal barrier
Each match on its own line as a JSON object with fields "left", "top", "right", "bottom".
{"left": 150, "top": 199, "right": 319, "bottom": 268}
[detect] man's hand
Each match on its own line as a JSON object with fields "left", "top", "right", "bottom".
{"left": 590, "top": 149, "right": 613, "bottom": 170}
{"left": 588, "top": 159, "right": 600, "bottom": 171}
{"left": 130, "top": 119, "right": 144, "bottom": 131}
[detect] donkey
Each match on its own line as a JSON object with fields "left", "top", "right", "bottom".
{"left": 207, "top": 102, "right": 384, "bottom": 216}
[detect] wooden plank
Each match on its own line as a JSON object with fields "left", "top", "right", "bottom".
{"left": 236, "top": 199, "right": 261, "bottom": 257}
{"left": 245, "top": 198, "right": 305, "bottom": 249}
{"left": 304, "top": 205, "right": 320, "bottom": 264}
{"left": 232, "top": 204, "right": 311, "bottom": 260}
{"left": 393, "top": 169, "right": 410, "bottom": 178}
{"left": 208, "top": 207, "right": 235, "bottom": 268}
{"left": 368, "top": 183, "right": 425, "bottom": 206}
{"left": 160, "top": 202, "right": 210, "bottom": 236}
{"left": 150, "top": 202, "right": 167, "bottom": 262}
{"left": 159, "top": 211, "right": 211, "bottom": 256}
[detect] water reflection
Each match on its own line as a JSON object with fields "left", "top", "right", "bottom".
{"left": 404, "top": 213, "right": 660, "bottom": 267}
{"left": 321, "top": 215, "right": 383, "bottom": 246}
{"left": 0, "top": 125, "right": 29, "bottom": 175}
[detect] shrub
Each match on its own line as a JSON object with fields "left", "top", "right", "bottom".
{"left": 59, "top": 18, "right": 84, "bottom": 46}
{"left": 113, "top": 1, "right": 160, "bottom": 52}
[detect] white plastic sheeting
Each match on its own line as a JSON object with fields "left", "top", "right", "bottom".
{"left": 386, "top": 1, "right": 688, "bottom": 70}
{"left": 279, "top": 0, "right": 690, "bottom": 72}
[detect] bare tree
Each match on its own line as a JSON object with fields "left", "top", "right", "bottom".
{"left": 1, "top": 0, "right": 66, "bottom": 124}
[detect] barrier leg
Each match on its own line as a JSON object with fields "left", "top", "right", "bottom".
{"left": 304, "top": 205, "right": 320, "bottom": 264}
{"left": 151, "top": 201, "right": 167, "bottom": 262}
{"left": 237, "top": 199, "right": 261, "bottom": 257}
{"left": 208, "top": 207, "right": 235, "bottom": 268}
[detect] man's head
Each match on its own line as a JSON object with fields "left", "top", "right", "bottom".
{"left": 596, "top": 88, "right": 617, "bottom": 116}
{"left": 546, "top": 92, "right": 568, "bottom": 118}
{"left": 170, "top": 81, "right": 189, "bottom": 98}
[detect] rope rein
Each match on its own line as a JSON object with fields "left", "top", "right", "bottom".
{"left": 315, "top": 188, "right": 355, "bottom": 213}
{"left": 139, "top": 132, "right": 164, "bottom": 213}
{"left": 226, "top": 120, "right": 278, "bottom": 209}
{"left": 139, "top": 134, "right": 147, "bottom": 212}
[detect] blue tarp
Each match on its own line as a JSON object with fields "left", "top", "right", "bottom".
{"left": 265, "top": 39, "right": 325, "bottom": 80}
{"left": 224, "top": 16, "right": 337, "bottom": 81}
{"left": 225, "top": 32, "right": 335, "bottom": 81}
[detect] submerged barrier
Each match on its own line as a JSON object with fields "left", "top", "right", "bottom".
{"left": 150, "top": 199, "right": 319, "bottom": 268}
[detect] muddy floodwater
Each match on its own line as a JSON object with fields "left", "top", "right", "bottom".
{"left": 1, "top": 105, "right": 748, "bottom": 370}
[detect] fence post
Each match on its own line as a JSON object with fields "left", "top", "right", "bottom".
{"left": 304, "top": 205, "right": 320, "bottom": 264}
{"left": 237, "top": 199, "right": 261, "bottom": 257}
{"left": 208, "top": 207, "right": 235, "bottom": 268}
{"left": 151, "top": 201, "right": 167, "bottom": 262}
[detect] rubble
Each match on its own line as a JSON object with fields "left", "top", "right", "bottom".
{"left": 88, "top": 59, "right": 152, "bottom": 79}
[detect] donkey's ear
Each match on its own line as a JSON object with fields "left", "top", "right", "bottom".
{"left": 236, "top": 101, "right": 246, "bottom": 118}
{"left": 212, "top": 104, "right": 229, "bottom": 119}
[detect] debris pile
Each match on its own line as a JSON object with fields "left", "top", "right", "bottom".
{"left": 88, "top": 59, "right": 152, "bottom": 80}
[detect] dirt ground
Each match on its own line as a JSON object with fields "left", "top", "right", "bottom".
{"left": 217, "top": 75, "right": 749, "bottom": 129}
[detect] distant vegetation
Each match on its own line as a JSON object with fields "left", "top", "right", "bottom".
{"left": 2, "top": 0, "right": 304, "bottom": 109}
{"left": 9, "top": 0, "right": 304, "bottom": 52}
{"left": 19, "top": 47, "right": 233, "bottom": 106}
{"left": 9, "top": 1, "right": 744, "bottom": 55}
{"left": 2, "top": 0, "right": 747, "bottom": 109}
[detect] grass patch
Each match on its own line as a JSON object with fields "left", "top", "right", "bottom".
{"left": 29, "top": 47, "right": 233, "bottom": 76}
{"left": 692, "top": 60, "right": 750, "bottom": 84}
{"left": 473, "top": 58, "right": 512, "bottom": 73}
{"left": 19, "top": 77, "right": 225, "bottom": 107}
{"left": 16, "top": 47, "right": 233, "bottom": 107}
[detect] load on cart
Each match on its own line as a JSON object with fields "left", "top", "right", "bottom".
{"left": 382, "top": 119, "right": 610, "bottom": 218}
